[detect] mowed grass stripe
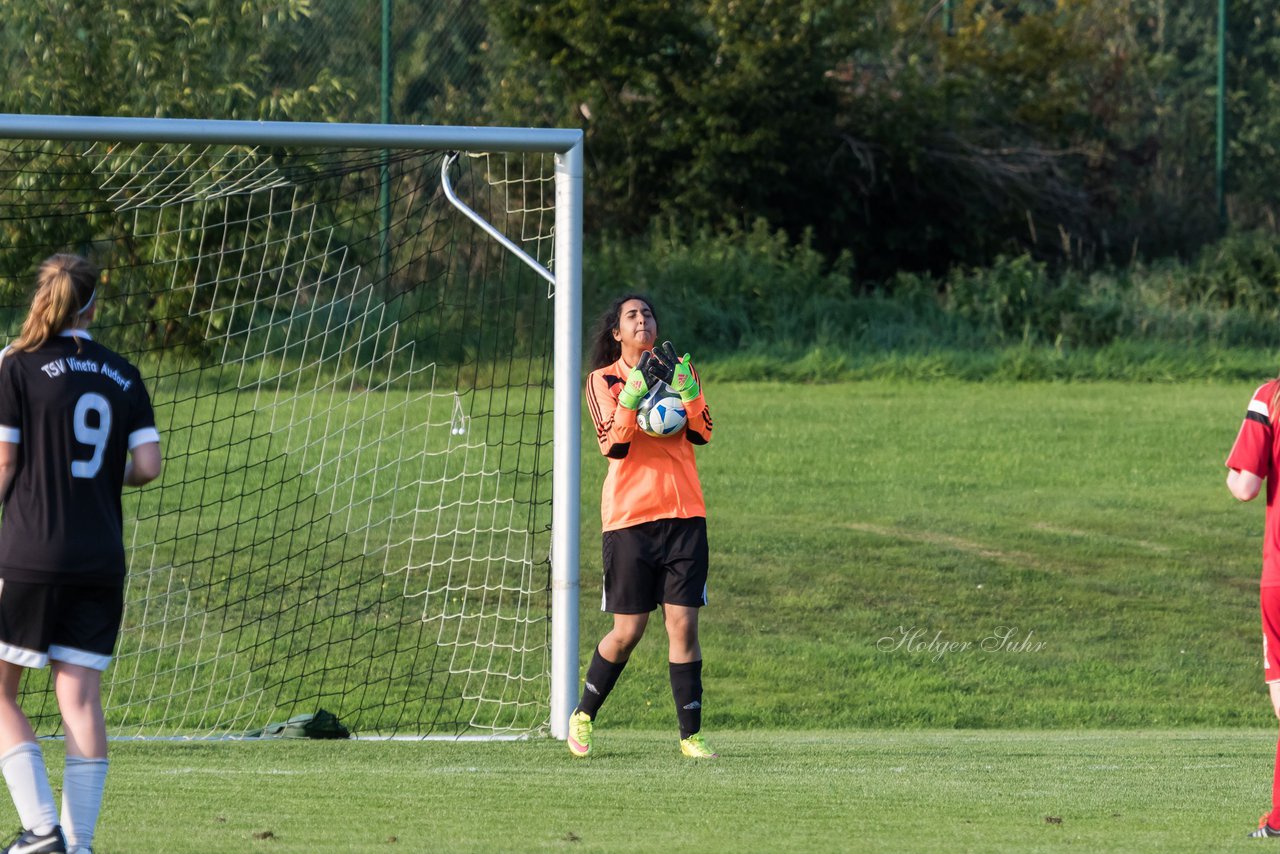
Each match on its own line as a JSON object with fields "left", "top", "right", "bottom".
{"left": 66, "top": 729, "right": 1273, "bottom": 852}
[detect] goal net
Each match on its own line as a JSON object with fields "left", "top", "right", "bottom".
{"left": 0, "top": 117, "right": 582, "bottom": 738}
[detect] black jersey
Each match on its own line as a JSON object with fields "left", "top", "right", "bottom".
{"left": 0, "top": 330, "right": 158, "bottom": 585}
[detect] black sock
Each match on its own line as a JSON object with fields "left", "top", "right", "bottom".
{"left": 576, "top": 647, "right": 627, "bottom": 720}
{"left": 669, "top": 659, "right": 703, "bottom": 739}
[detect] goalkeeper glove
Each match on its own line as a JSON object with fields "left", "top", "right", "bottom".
{"left": 644, "top": 343, "right": 676, "bottom": 388}
{"left": 669, "top": 350, "right": 700, "bottom": 403}
{"left": 617, "top": 350, "right": 654, "bottom": 410}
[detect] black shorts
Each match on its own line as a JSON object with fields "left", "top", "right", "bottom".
{"left": 0, "top": 580, "right": 124, "bottom": 671}
{"left": 601, "top": 517, "right": 708, "bottom": 614}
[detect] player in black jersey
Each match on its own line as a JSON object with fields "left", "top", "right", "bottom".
{"left": 0, "top": 255, "right": 160, "bottom": 854}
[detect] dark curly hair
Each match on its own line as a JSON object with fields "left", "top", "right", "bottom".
{"left": 587, "top": 293, "right": 658, "bottom": 370}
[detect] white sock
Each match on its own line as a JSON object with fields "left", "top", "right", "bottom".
{"left": 61, "top": 756, "right": 107, "bottom": 850}
{"left": 0, "top": 742, "right": 58, "bottom": 835}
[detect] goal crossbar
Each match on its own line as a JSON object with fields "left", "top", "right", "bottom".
{"left": 0, "top": 113, "right": 582, "bottom": 154}
{"left": 0, "top": 113, "right": 583, "bottom": 740}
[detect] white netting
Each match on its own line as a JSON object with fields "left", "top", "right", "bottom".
{"left": 0, "top": 139, "right": 560, "bottom": 737}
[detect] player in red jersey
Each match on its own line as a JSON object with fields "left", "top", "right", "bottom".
{"left": 1225, "top": 379, "right": 1280, "bottom": 838}
{"left": 568, "top": 294, "right": 717, "bottom": 759}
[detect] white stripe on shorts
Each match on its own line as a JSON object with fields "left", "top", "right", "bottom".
{"left": 48, "top": 645, "right": 111, "bottom": 672}
{"left": 0, "top": 639, "right": 48, "bottom": 669}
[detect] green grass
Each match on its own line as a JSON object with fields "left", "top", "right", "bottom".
{"left": 41, "top": 377, "right": 1272, "bottom": 734}
{"left": 578, "top": 379, "right": 1273, "bottom": 729}
{"left": 8, "top": 377, "right": 1280, "bottom": 851}
{"left": 21, "top": 382, "right": 558, "bottom": 736}
{"left": 28, "top": 729, "right": 1273, "bottom": 852}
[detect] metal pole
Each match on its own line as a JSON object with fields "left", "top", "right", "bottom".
{"left": 549, "top": 141, "right": 583, "bottom": 741}
{"left": 379, "top": 0, "right": 393, "bottom": 284}
{"left": 943, "top": 0, "right": 953, "bottom": 35}
{"left": 441, "top": 154, "right": 555, "bottom": 285}
{"left": 1217, "top": 0, "right": 1227, "bottom": 228}
{"left": 0, "top": 110, "right": 585, "bottom": 740}
{"left": 0, "top": 113, "right": 582, "bottom": 152}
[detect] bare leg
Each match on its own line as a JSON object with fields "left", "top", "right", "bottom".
{"left": 53, "top": 663, "right": 106, "bottom": 760}
{"left": 573, "top": 612, "right": 651, "bottom": 729}
{"left": 663, "top": 605, "right": 701, "bottom": 664}
{"left": 0, "top": 661, "right": 35, "bottom": 753}
{"left": 599, "top": 612, "right": 650, "bottom": 663}
{"left": 54, "top": 662, "right": 109, "bottom": 851}
{"left": 0, "top": 660, "right": 59, "bottom": 835}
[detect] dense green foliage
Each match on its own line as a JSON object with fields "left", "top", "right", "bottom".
{"left": 486, "top": 0, "right": 1280, "bottom": 274}
{"left": 485, "top": 1, "right": 853, "bottom": 248}
{"left": 0, "top": 1, "right": 355, "bottom": 120}
{"left": 4, "top": 1, "right": 1278, "bottom": 278}
{"left": 589, "top": 223, "right": 1280, "bottom": 381}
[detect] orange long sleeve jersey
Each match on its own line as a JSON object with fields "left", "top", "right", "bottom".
{"left": 584, "top": 356, "right": 713, "bottom": 532}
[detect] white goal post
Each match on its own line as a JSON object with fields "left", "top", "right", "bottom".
{"left": 0, "top": 113, "right": 582, "bottom": 740}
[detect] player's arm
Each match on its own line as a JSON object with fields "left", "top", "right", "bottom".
{"left": 125, "top": 377, "right": 162, "bottom": 486}
{"left": 124, "top": 441, "right": 162, "bottom": 486}
{"left": 657, "top": 344, "right": 711, "bottom": 445}
{"left": 1226, "top": 386, "right": 1274, "bottom": 501}
{"left": 685, "top": 398, "right": 712, "bottom": 445}
{"left": 0, "top": 441, "right": 17, "bottom": 499}
{"left": 586, "top": 370, "right": 638, "bottom": 459}
{"left": 0, "top": 355, "right": 18, "bottom": 497}
{"left": 1228, "top": 467, "right": 1263, "bottom": 502}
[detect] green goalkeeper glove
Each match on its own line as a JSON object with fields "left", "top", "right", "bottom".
{"left": 669, "top": 349, "right": 700, "bottom": 403}
{"left": 617, "top": 350, "right": 655, "bottom": 410}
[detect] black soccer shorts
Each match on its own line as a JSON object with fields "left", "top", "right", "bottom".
{"left": 0, "top": 580, "right": 124, "bottom": 671}
{"left": 601, "top": 516, "right": 709, "bottom": 614}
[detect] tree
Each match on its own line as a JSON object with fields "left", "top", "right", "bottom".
{"left": 484, "top": 0, "right": 870, "bottom": 241}
{"left": 0, "top": 0, "right": 356, "bottom": 120}
{"left": 484, "top": 0, "right": 712, "bottom": 230}
{"left": 0, "top": 2, "right": 364, "bottom": 349}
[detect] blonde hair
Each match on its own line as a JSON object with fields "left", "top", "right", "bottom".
{"left": 10, "top": 254, "right": 97, "bottom": 353}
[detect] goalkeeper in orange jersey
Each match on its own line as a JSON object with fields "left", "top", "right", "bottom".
{"left": 569, "top": 294, "right": 716, "bottom": 759}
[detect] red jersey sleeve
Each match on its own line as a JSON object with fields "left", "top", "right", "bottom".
{"left": 1227, "top": 382, "right": 1276, "bottom": 478}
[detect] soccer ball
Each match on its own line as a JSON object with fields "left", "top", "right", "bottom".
{"left": 637, "top": 383, "right": 687, "bottom": 438}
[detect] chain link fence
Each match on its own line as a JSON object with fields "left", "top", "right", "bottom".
{"left": 270, "top": 0, "right": 492, "bottom": 125}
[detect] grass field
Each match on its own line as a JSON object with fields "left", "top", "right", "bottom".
{"left": 581, "top": 379, "right": 1270, "bottom": 730}
{"left": 60, "top": 729, "right": 1280, "bottom": 852}
{"left": 11, "top": 377, "right": 1280, "bottom": 850}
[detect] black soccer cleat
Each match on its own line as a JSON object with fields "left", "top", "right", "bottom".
{"left": 0, "top": 826, "right": 66, "bottom": 854}
{"left": 1249, "top": 816, "right": 1280, "bottom": 838}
